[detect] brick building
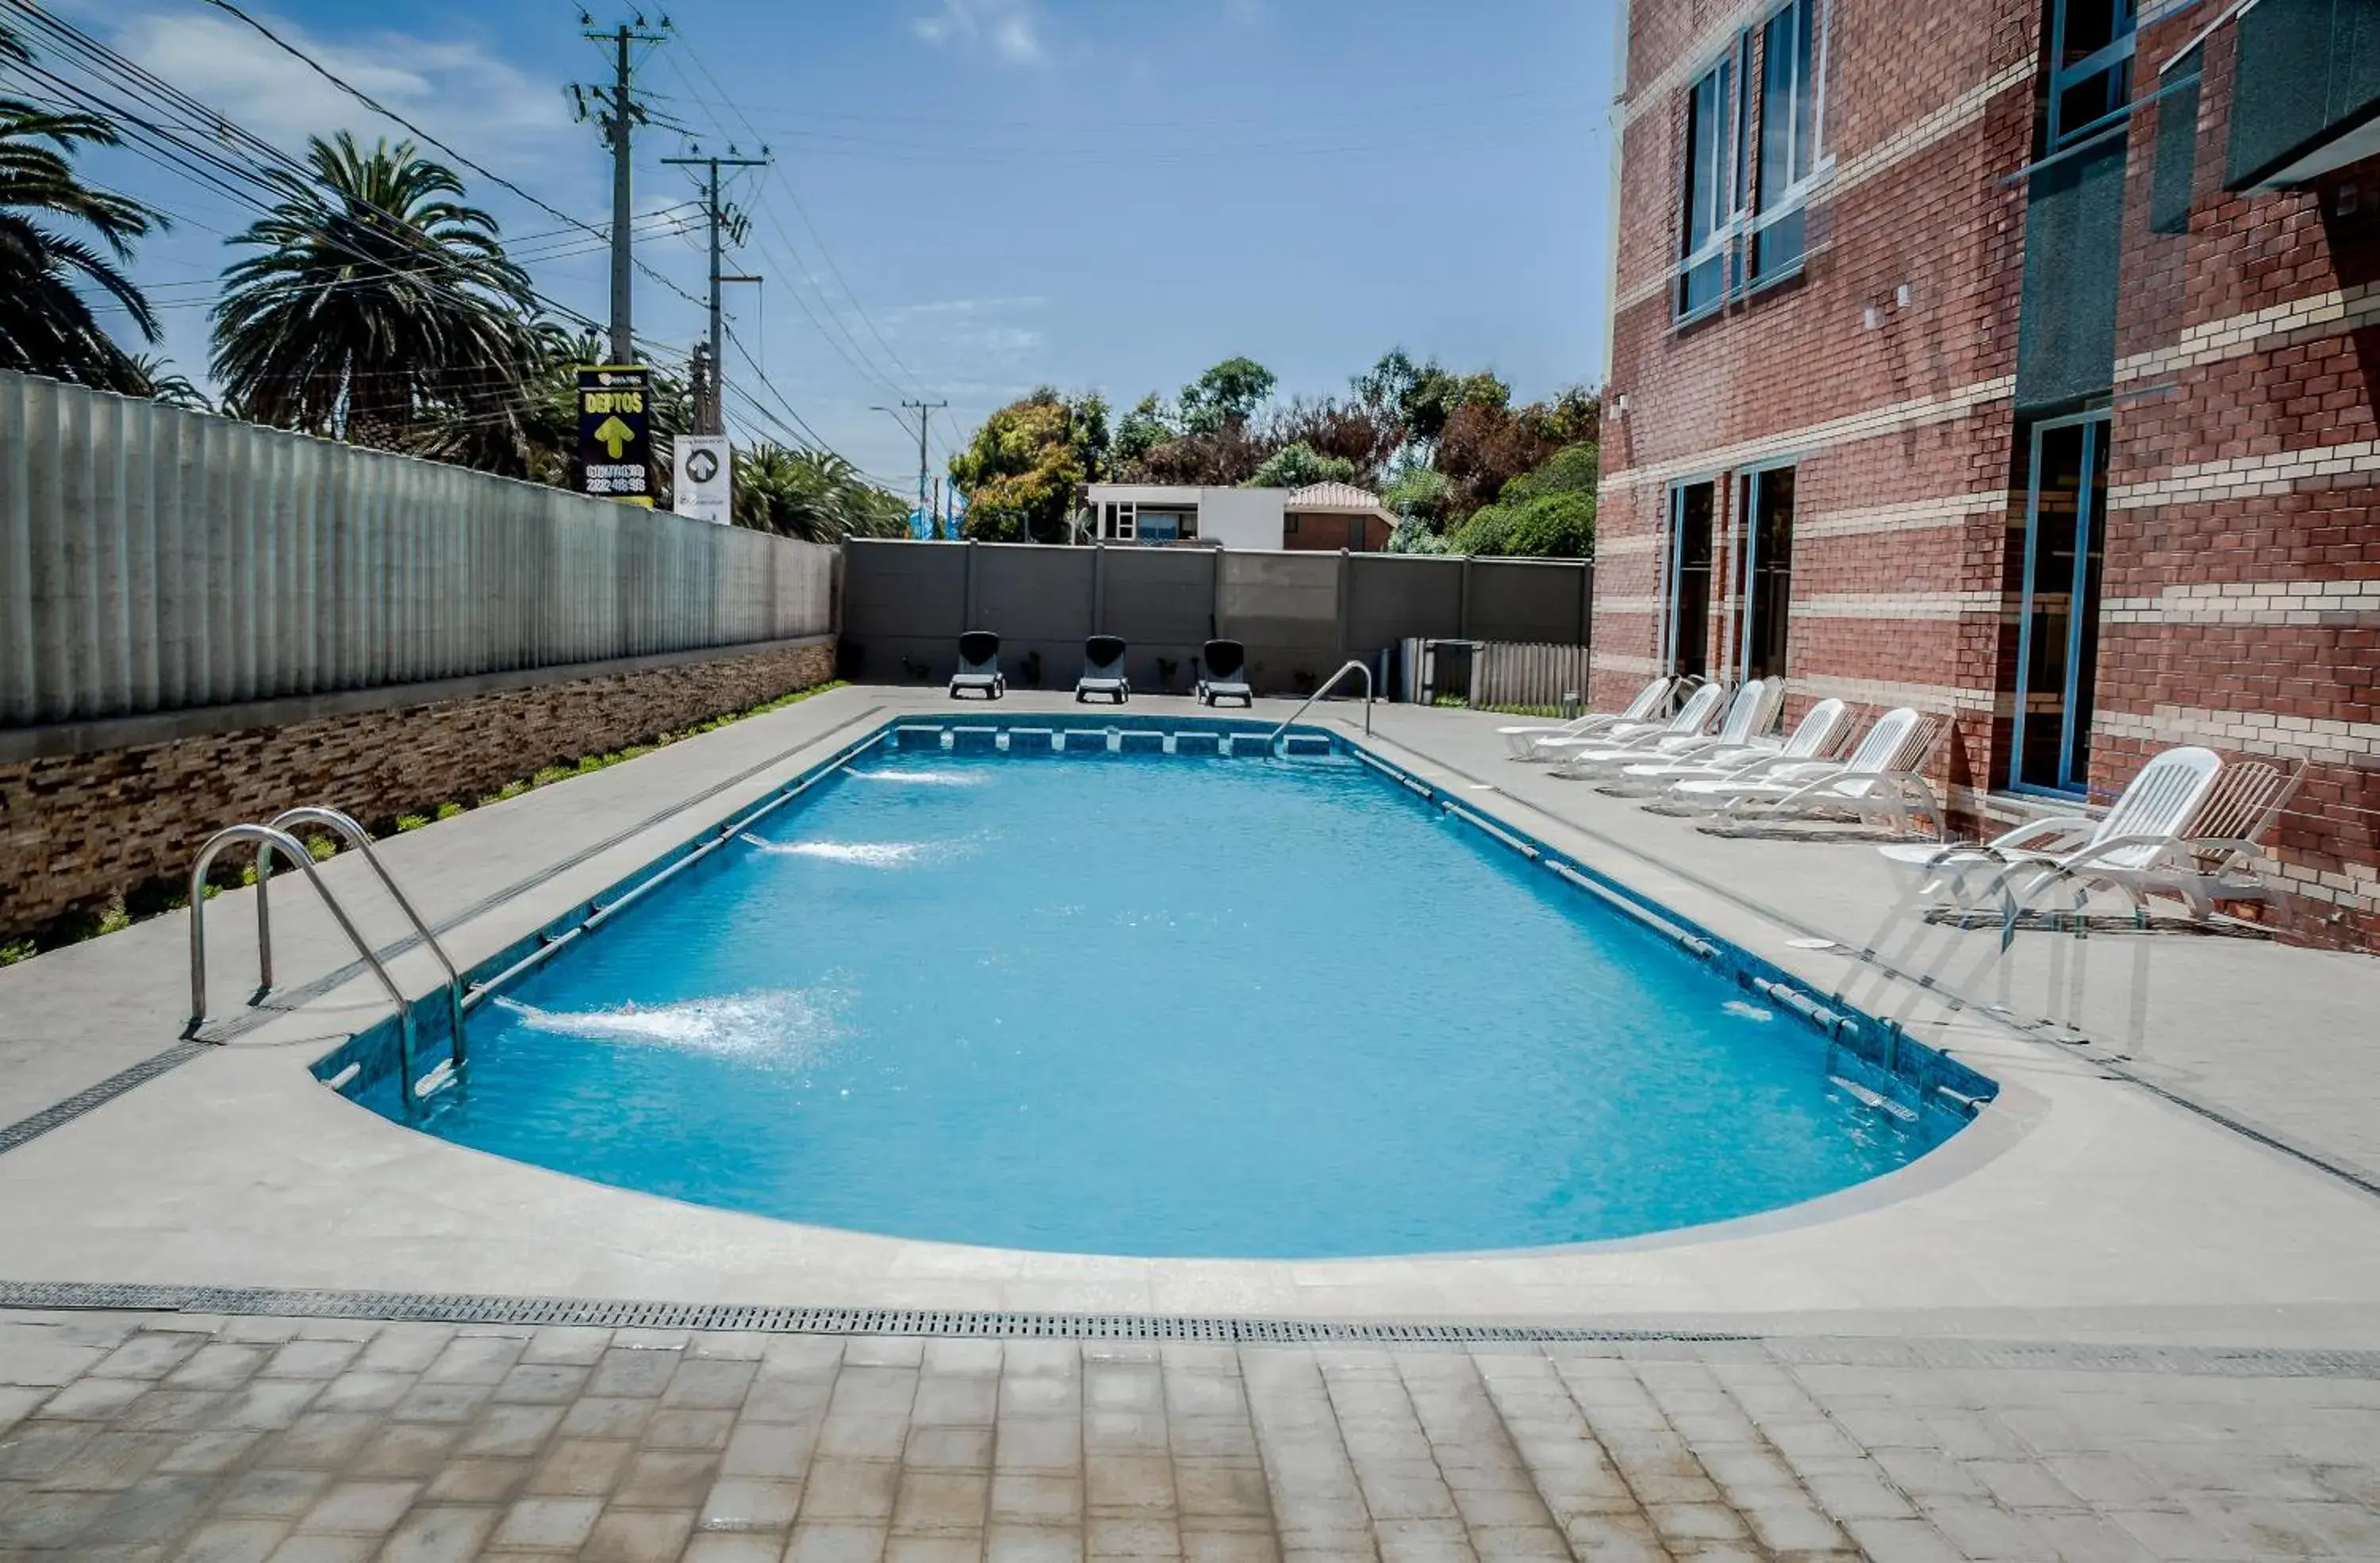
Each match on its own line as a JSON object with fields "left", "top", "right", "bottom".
{"left": 1594, "top": 0, "right": 2380, "bottom": 949}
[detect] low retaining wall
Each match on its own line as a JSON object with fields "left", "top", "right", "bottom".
{"left": 0, "top": 636, "right": 835, "bottom": 943}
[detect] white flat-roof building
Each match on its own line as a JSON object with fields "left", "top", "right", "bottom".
{"left": 1082, "top": 483, "right": 1396, "bottom": 551}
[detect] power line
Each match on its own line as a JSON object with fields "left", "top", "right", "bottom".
{"left": 654, "top": 48, "right": 916, "bottom": 403}
{"left": 672, "top": 39, "right": 929, "bottom": 398}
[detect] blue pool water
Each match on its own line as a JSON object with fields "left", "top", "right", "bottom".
{"left": 394, "top": 735, "right": 1964, "bottom": 1258}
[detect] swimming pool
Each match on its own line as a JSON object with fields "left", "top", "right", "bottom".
{"left": 324, "top": 718, "right": 1990, "bottom": 1259}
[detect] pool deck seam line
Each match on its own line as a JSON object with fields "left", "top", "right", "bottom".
{"left": 1345, "top": 719, "right": 2380, "bottom": 1208}
{"left": 0, "top": 701, "right": 889, "bottom": 1162}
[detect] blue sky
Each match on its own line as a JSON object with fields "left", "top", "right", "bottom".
{"left": 39, "top": 0, "right": 1621, "bottom": 490}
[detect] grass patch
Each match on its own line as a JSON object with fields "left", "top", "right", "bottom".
{"left": 1476, "top": 702, "right": 1568, "bottom": 718}
{"left": 2, "top": 677, "right": 850, "bottom": 966}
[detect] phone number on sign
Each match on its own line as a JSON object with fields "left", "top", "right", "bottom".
{"left": 585, "top": 465, "right": 649, "bottom": 496}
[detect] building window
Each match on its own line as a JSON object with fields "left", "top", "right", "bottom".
{"left": 1677, "top": 51, "right": 1745, "bottom": 321}
{"left": 2048, "top": 0, "right": 2136, "bottom": 150}
{"left": 1736, "top": 467, "right": 1795, "bottom": 680}
{"left": 2149, "top": 44, "right": 2202, "bottom": 235}
{"left": 1664, "top": 481, "right": 1718, "bottom": 678}
{"left": 1751, "top": 0, "right": 1823, "bottom": 282}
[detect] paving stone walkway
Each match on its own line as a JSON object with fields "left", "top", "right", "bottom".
{"left": 3, "top": 1311, "right": 2378, "bottom": 1562}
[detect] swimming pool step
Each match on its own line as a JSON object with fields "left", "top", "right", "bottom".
{"left": 885, "top": 726, "right": 1338, "bottom": 759}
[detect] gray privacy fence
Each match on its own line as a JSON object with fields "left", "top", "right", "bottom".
{"left": 843, "top": 540, "right": 1591, "bottom": 696}
{"left": 0, "top": 371, "right": 835, "bottom": 728}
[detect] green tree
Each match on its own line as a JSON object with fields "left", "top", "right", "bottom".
{"left": 0, "top": 21, "right": 166, "bottom": 393}
{"left": 126, "top": 355, "right": 209, "bottom": 413}
{"left": 1114, "top": 393, "right": 1173, "bottom": 466}
{"left": 947, "top": 394, "right": 1090, "bottom": 542}
{"left": 734, "top": 444, "right": 909, "bottom": 542}
{"left": 213, "top": 132, "right": 535, "bottom": 449}
{"left": 1447, "top": 443, "right": 1596, "bottom": 559}
{"left": 1177, "top": 355, "right": 1275, "bottom": 436}
{"left": 1245, "top": 440, "right": 1357, "bottom": 490}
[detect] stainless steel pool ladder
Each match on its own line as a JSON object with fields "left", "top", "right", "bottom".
{"left": 1269, "top": 659, "right": 1373, "bottom": 745}
{"left": 186, "top": 808, "right": 469, "bottom": 1093}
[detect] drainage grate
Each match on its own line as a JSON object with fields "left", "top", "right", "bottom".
{"left": 4, "top": 1281, "right": 2378, "bottom": 1377}
{"left": 0, "top": 1280, "right": 1745, "bottom": 1346}
{"left": 0, "top": 1043, "right": 211, "bottom": 1158}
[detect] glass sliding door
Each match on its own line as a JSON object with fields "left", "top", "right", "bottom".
{"left": 2011, "top": 414, "right": 2110, "bottom": 794}
{"left": 1737, "top": 466, "right": 1795, "bottom": 681}
{"left": 1665, "top": 481, "right": 1717, "bottom": 680}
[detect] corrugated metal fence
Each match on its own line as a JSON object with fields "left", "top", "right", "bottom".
{"left": 1472, "top": 642, "right": 1594, "bottom": 709}
{"left": 0, "top": 371, "right": 835, "bottom": 727}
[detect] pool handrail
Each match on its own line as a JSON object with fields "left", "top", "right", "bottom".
{"left": 186, "top": 824, "right": 416, "bottom": 1076}
{"left": 266, "top": 806, "right": 468, "bottom": 1066}
{"left": 1269, "top": 659, "right": 1373, "bottom": 745}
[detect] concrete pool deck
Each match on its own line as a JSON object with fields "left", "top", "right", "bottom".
{"left": 2, "top": 685, "right": 2378, "bottom": 1344}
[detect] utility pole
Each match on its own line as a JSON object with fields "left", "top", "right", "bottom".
{"left": 576, "top": 17, "right": 666, "bottom": 364}
{"left": 875, "top": 400, "right": 947, "bottom": 536}
{"left": 661, "top": 151, "right": 767, "bottom": 436}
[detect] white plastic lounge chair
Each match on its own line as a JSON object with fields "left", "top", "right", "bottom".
{"left": 1076, "top": 635, "right": 1130, "bottom": 704}
{"left": 1500, "top": 675, "right": 1673, "bottom": 760}
{"left": 1551, "top": 680, "right": 1774, "bottom": 779}
{"left": 949, "top": 630, "right": 1004, "bottom": 700}
{"left": 1879, "top": 746, "right": 2222, "bottom": 897}
{"left": 1196, "top": 639, "right": 1253, "bottom": 707}
{"left": 1523, "top": 680, "right": 1733, "bottom": 766}
{"left": 2127, "top": 758, "right": 2301, "bottom": 919}
{"left": 1670, "top": 706, "right": 1916, "bottom": 811}
{"left": 1693, "top": 708, "right": 1947, "bottom": 836}
{"left": 1605, "top": 697, "right": 1848, "bottom": 797}
{"left": 1894, "top": 751, "right": 2301, "bottom": 921}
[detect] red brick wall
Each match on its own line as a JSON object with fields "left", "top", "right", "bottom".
{"left": 1598, "top": 0, "right": 2036, "bottom": 789}
{"left": 2090, "top": 11, "right": 2380, "bottom": 947}
{"left": 1600, "top": 0, "right": 2380, "bottom": 950}
{"left": 0, "top": 639, "right": 837, "bottom": 946}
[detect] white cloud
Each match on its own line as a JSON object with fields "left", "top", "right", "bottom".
{"left": 878, "top": 296, "right": 1048, "bottom": 361}
{"left": 109, "top": 10, "right": 570, "bottom": 163}
{"left": 908, "top": 0, "right": 1049, "bottom": 67}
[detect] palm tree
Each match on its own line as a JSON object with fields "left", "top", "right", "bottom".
{"left": 126, "top": 355, "right": 209, "bottom": 413}
{"left": 0, "top": 21, "right": 166, "bottom": 392}
{"left": 212, "top": 132, "right": 534, "bottom": 448}
{"left": 735, "top": 444, "right": 911, "bottom": 542}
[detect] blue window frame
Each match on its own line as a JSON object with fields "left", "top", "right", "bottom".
{"left": 2048, "top": 0, "right": 2138, "bottom": 150}
{"left": 2009, "top": 413, "right": 2110, "bottom": 796}
{"left": 1677, "top": 51, "right": 1746, "bottom": 320}
{"left": 1752, "top": 0, "right": 1825, "bottom": 282}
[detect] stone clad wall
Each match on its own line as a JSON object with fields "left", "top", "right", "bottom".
{"left": 0, "top": 637, "right": 835, "bottom": 945}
